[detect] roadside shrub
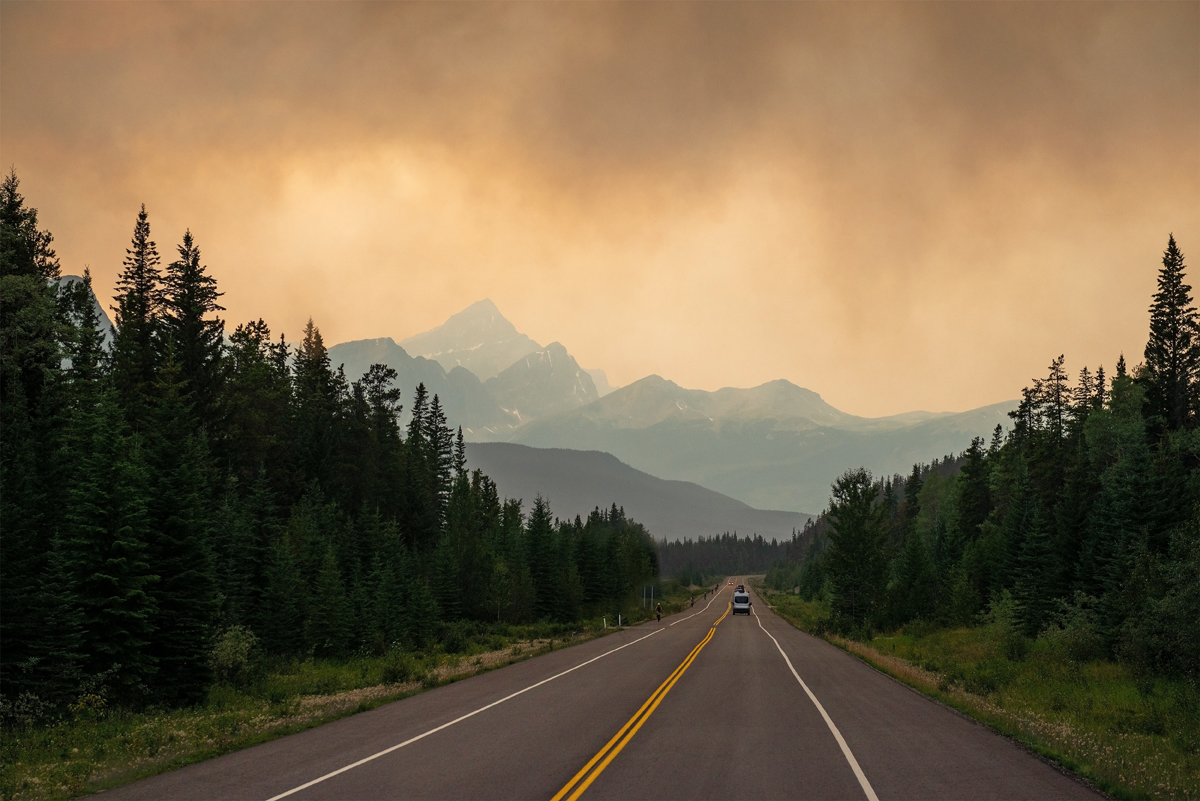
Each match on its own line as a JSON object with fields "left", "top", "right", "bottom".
{"left": 1040, "top": 592, "right": 1103, "bottom": 663}
{"left": 1119, "top": 515, "right": 1200, "bottom": 680}
{"left": 381, "top": 651, "right": 425, "bottom": 685}
{"left": 0, "top": 691, "right": 54, "bottom": 727}
{"left": 211, "top": 626, "right": 261, "bottom": 686}
{"left": 983, "top": 590, "right": 1028, "bottom": 661}
{"left": 441, "top": 622, "right": 470, "bottom": 654}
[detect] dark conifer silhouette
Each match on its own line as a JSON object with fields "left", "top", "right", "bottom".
{"left": 1143, "top": 234, "right": 1197, "bottom": 433}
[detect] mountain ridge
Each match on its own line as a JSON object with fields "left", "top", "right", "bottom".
{"left": 399, "top": 298, "right": 542, "bottom": 380}
{"left": 466, "top": 442, "right": 812, "bottom": 540}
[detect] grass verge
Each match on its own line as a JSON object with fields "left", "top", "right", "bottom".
{"left": 1, "top": 622, "right": 601, "bottom": 801}
{"left": 754, "top": 586, "right": 1200, "bottom": 801}
{"left": 2, "top": 581, "right": 719, "bottom": 801}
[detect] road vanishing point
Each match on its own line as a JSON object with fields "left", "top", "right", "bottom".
{"left": 105, "top": 582, "right": 1102, "bottom": 800}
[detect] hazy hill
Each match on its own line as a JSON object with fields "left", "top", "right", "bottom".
{"left": 466, "top": 442, "right": 812, "bottom": 539}
{"left": 399, "top": 298, "right": 541, "bottom": 380}
{"left": 327, "top": 337, "right": 517, "bottom": 433}
{"left": 484, "top": 342, "right": 599, "bottom": 423}
{"left": 510, "top": 376, "right": 1015, "bottom": 512}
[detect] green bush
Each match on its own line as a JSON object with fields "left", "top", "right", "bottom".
{"left": 210, "top": 626, "right": 261, "bottom": 686}
{"left": 983, "top": 590, "right": 1029, "bottom": 662}
{"left": 441, "top": 622, "right": 471, "bottom": 654}
{"left": 1040, "top": 592, "right": 1103, "bottom": 663}
{"left": 381, "top": 651, "right": 426, "bottom": 685}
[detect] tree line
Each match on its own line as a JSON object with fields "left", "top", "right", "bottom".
{"left": 0, "top": 173, "right": 658, "bottom": 721}
{"left": 768, "top": 234, "right": 1200, "bottom": 680}
{"left": 658, "top": 532, "right": 791, "bottom": 585}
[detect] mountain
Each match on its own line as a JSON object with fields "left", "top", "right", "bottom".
{"left": 538, "top": 375, "right": 855, "bottom": 431}
{"left": 509, "top": 375, "right": 1015, "bottom": 512}
{"left": 483, "top": 342, "right": 599, "bottom": 423}
{"left": 466, "top": 442, "right": 812, "bottom": 540}
{"left": 399, "top": 299, "right": 541, "bottom": 380}
{"left": 58, "top": 275, "right": 115, "bottom": 349}
{"left": 327, "top": 337, "right": 517, "bottom": 434}
{"left": 586, "top": 368, "right": 616, "bottom": 397}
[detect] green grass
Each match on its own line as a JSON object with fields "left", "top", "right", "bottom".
{"left": 0, "top": 620, "right": 604, "bottom": 801}
{"left": 755, "top": 586, "right": 1200, "bottom": 801}
{"left": 1, "top": 584, "right": 719, "bottom": 801}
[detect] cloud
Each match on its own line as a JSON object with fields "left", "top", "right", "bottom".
{"left": 2, "top": 1, "right": 1197, "bottom": 415}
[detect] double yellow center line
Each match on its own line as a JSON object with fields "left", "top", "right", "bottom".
{"left": 551, "top": 604, "right": 732, "bottom": 801}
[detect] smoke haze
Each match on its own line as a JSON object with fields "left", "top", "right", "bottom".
{"left": 2, "top": 1, "right": 1196, "bottom": 415}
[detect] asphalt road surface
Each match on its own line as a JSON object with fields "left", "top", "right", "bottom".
{"left": 104, "top": 581, "right": 1103, "bottom": 800}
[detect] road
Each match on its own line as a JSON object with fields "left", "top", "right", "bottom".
{"left": 105, "top": 581, "right": 1102, "bottom": 800}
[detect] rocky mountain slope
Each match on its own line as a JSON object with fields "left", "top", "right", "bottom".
{"left": 484, "top": 342, "right": 599, "bottom": 422}
{"left": 399, "top": 298, "right": 541, "bottom": 380}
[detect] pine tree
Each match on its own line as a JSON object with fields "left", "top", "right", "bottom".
{"left": 1143, "top": 235, "right": 1198, "bottom": 433}
{"left": 24, "top": 533, "right": 85, "bottom": 710}
{"left": 219, "top": 320, "right": 296, "bottom": 495}
{"left": 454, "top": 427, "right": 467, "bottom": 479}
{"left": 824, "top": 469, "right": 889, "bottom": 627}
{"left": 1077, "top": 374, "right": 1152, "bottom": 645}
{"left": 427, "top": 394, "right": 453, "bottom": 518}
{"left": 0, "top": 172, "right": 72, "bottom": 709}
{"left": 64, "top": 382, "right": 158, "bottom": 703}
{"left": 899, "top": 463, "right": 923, "bottom": 540}
{"left": 1012, "top": 507, "right": 1059, "bottom": 635}
{"left": 890, "top": 526, "right": 936, "bottom": 623}
{"left": 143, "top": 352, "right": 218, "bottom": 704}
{"left": 434, "top": 530, "right": 462, "bottom": 621}
{"left": 0, "top": 169, "right": 61, "bottom": 282}
{"left": 293, "top": 319, "right": 346, "bottom": 494}
{"left": 111, "top": 205, "right": 163, "bottom": 429}
{"left": 955, "top": 438, "right": 990, "bottom": 542}
{"left": 526, "top": 496, "right": 557, "bottom": 620}
{"left": 162, "top": 230, "right": 224, "bottom": 427}
{"left": 308, "top": 546, "right": 350, "bottom": 657}
{"left": 260, "top": 536, "right": 306, "bottom": 654}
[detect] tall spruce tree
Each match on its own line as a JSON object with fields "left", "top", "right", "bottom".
{"left": 259, "top": 535, "right": 306, "bottom": 655}
{"left": 111, "top": 205, "right": 163, "bottom": 429}
{"left": 64, "top": 380, "right": 158, "bottom": 703}
{"left": 526, "top": 496, "right": 557, "bottom": 620}
{"left": 824, "top": 469, "right": 889, "bottom": 627}
{"left": 162, "top": 230, "right": 224, "bottom": 428}
{"left": 1143, "top": 235, "right": 1198, "bottom": 433}
{"left": 0, "top": 172, "right": 72, "bottom": 707}
{"left": 308, "top": 546, "right": 350, "bottom": 657}
{"left": 143, "top": 352, "right": 218, "bottom": 704}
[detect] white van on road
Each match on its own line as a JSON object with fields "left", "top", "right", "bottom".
{"left": 732, "top": 591, "right": 752, "bottom": 615}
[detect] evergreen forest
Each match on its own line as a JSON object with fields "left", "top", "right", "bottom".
{"left": 658, "top": 532, "right": 791, "bottom": 585}
{"left": 768, "top": 233, "right": 1200, "bottom": 682}
{"left": 0, "top": 173, "right": 659, "bottom": 721}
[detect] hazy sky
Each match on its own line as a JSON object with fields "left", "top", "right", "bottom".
{"left": 3, "top": 2, "right": 1197, "bottom": 416}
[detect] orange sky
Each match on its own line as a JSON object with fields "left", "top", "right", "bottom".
{"left": 2, "top": 2, "right": 1197, "bottom": 416}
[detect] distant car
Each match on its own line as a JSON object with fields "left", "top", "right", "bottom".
{"left": 732, "top": 592, "right": 751, "bottom": 615}
{"left": 728, "top": 580, "right": 733, "bottom": 585}
{"left": 735, "top": 584, "right": 745, "bottom": 592}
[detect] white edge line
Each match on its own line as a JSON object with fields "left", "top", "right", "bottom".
{"left": 753, "top": 604, "right": 880, "bottom": 801}
{"left": 670, "top": 585, "right": 728, "bottom": 626}
{"left": 264, "top": 628, "right": 664, "bottom": 801}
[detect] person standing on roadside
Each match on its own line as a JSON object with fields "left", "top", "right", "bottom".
{"left": 656, "top": 603, "right": 662, "bottom": 623}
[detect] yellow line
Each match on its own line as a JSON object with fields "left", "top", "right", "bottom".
{"left": 553, "top": 605, "right": 731, "bottom": 801}
{"left": 549, "top": 636, "right": 707, "bottom": 801}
